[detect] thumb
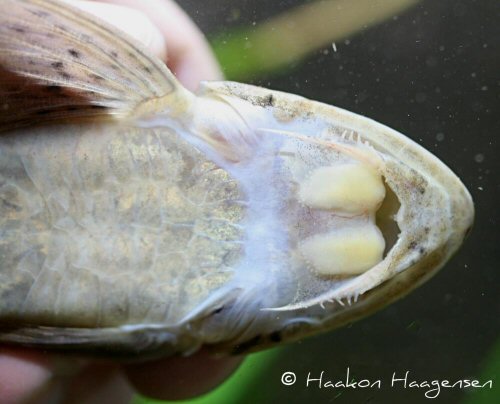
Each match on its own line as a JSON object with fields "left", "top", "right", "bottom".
{"left": 67, "top": 0, "right": 167, "bottom": 60}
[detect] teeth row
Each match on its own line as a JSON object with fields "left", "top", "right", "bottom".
{"left": 339, "top": 130, "right": 369, "bottom": 145}
{"left": 309, "top": 129, "right": 376, "bottom": 156}
{"left": 340, "top": 130, "right": 356, "bottom": 142}
{"left": 318, "top": 294, "right": 359, "bottom": 309}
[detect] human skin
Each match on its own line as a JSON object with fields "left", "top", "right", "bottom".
{"left": 0, "top": 1, "right": 242, "bottom": 403}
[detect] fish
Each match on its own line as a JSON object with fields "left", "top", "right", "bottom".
{"left": 0, "top": 0, "right": 474, "bottom": 358}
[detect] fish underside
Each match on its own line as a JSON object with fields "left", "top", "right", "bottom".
{"left": 0, "top": 0, "right": 473, "bottom": 358}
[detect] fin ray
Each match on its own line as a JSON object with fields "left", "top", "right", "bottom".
{"left": 0, "top": 0, "right": 181, "bottom": 129}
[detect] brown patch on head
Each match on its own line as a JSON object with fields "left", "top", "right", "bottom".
{"left": 256, "top": 94, "right": 275, "bottom": 108}
{"left": 272, "top": 107, "right": 296, "bottom": 123}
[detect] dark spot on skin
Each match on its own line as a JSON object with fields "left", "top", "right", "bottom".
{"left": 35, "top": 109, "right": 53, "bottom": 115}
{"left": 231, "top": 335, "right": 262, "bottom": 355}
{"left": 110, "top": 64, "right": 119, "bottom": 70}
{"left": 90, "top": 105, "right": 107, "bottom": 110}
{"left": 265, "top": 94, "right": 274, "bottom": 107}
{"left": 269, "top": 331, "right": 282, "bottom": 342}
{"left": 211, "top": 306, "right": 224, "bottom": 315}
{"left": 128, "top": 51, "right": 138, "bottom": 60}
{"left": 418, "top": 187, "right": 426, "bottom": 195}
{"left": 424, "top": 227, "right": 430, "bottom": 234}
{"left": 419, "top": 247, "right": 426, "bottom": 255}
{"left": 29, "top": 10, "right": 50, "bottom": 18}
{"left": 58, "top": 71, "right": 71, "bottom": 80}
{"left": 1, "top": 198, "right": 21, "bottom": 212}
{"left": 110, "top": 51, "right": 118, "bottom": 58}
{"left": 51, "top": 61, "right": 64, "bottom": 69}
{"left": 45, "top": 85, "right": 63, "bottom": 93}
{"left": 408, "top": 241, "right": 417, "bottom": 250}
{"left": 68, "top": 49, "right": 80, "bottom": 58}
{"left": 143, "top": 66, "right": 152, "bottom": 74}
{"left": 12, "top": 27, "right": 25, "bottom": 33}
{"left": 28, "top": 60, "right": 36, "bottom": 65}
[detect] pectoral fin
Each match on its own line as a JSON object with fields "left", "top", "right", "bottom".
{"left": 0, "top": 0, "right": 182, "bottom": 129}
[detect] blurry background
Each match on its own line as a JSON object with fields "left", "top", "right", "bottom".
{"left": 138, "top": 0, "right": 498, "bottom": 402}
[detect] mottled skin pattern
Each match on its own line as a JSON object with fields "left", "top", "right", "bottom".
{"left": 0, "top": 123, "right": 243, "bottom": 328}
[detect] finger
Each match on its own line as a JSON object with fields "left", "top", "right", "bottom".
{"left": 0, "top": 348, "right": 54, "bottom": 403}
{"left": 94, "top": 0, "right": 223, "bottom": 90}
{"left": 62, "top": 363, "right": 134, "bottom": 404}
{"left": 68, "top": 0, "right": 167, "bottom": 60}
{"left": 123, "top": 350, "right": 243, "bottom": 401}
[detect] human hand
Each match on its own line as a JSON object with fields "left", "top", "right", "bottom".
{"left": 0, "top": 1, "right": 241, "bottom": 403}
{"left": 76, "top": 0, "right": 224, "bottom": 91}
{"left": 1, "top": 347, "right": 242, "bottom": 402}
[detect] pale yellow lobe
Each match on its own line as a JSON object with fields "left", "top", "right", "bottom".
{"left": 298, "top": 163, "right": 386, "bottom": 213}
{"left": 299, "top": 224, "right": 385, "bottom": 276}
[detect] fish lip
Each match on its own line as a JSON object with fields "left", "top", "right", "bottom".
{"left": 446, "top": 179, "right": 475, "bottom": 256}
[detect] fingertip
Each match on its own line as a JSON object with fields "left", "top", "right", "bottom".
{"left": 171, "top": 48, "right": 224, "bottom": 92}
{"left": 123, "top": 350, "right": 243, "bottom": 401}
{"left": 0, "top": 348, "right": 54, "bottom": 403}
{"left": 71, "top": 1, "right": 167, "bottom": 60}
{"left": 94, "top": 0, "right": 224, "bottom": 88}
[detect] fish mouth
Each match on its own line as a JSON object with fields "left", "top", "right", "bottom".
{"left": 183, "top": 86, "right": 475, "bottom": 315}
